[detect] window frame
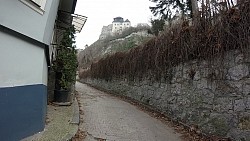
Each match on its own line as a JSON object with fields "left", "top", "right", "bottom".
{"left": 20, "top": 0, "right": 47, "bottom": 15}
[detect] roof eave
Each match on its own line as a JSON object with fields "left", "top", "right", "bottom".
{"left": 59, "top": 0, "right": 77, "bottom": 14}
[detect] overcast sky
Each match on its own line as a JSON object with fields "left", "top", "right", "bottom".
{"left": 74, "top": 0, "right": 154, "bottom": 49}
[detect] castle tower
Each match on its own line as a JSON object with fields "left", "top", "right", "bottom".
{"left": 111, "top": 17, "right": 131, "bottom": 35}
{"left": 99, "top": 17, "right": 131, "bottom": 39}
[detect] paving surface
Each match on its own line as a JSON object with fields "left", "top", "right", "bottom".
{"left": 22, "top": 99, "right": 79, "bottom": 141}
{"left": 76, "top": 82, "right": 182, "bottom": 141}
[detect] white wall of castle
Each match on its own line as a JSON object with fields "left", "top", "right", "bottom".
{"left": 99, "top": 19, "right": 132, "bottom": 39}
{"left": 111, "top": 22, "right": 131, "bottom": 34}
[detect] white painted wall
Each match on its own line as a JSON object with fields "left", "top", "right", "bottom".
{"left": 0, "top": 31, "right": 47, "bottom": 87}
{"left": 0, "top": 0, "right": 60, "bottom": 45}
{"left": 122, "top": 22, "right": 131, "bottom": 30}
{"left": 112, "top": 21, "right": 131, "bottom": 34}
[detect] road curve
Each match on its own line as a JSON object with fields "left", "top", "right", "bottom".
{"left": 76, "top": 82, "right": 182, "bottom": 141}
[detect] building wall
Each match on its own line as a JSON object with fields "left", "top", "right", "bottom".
{"left": 0, "top": 26, "right": 48, "bottom": 140}
{"left": 112, "top": 22, "right": 122, "bottom": 33}
{"left": 122, "top": 22, "right": 131, "bottom": 30}
{"left": 43, "top": 0, "right": 60, "bottom": 45}
{"left": 111, "top": 21, "right": 131, "bottom": 34}
{"left": 81, "top": 49, "right": 250, "bottom": 140}
{"left": 0, "top": 33, "right": 47, "bottom": 87}
{"left": 0, "top": 0, "right": 60, "bottom": 45}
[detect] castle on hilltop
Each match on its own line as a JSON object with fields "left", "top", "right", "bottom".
{"left": 112, "top": 17, "right": 131, "bottom": 33}
{"left": 99, "top": 17, "right": 131, "bottom": 39}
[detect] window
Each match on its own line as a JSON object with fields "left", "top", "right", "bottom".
{"left": 20, "top": 0, "right": 47, "bottom": 15}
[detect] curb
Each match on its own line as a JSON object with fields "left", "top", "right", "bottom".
{"left": 61, "top": 98, "right": 80, "bottom": 141}
{"left": 71, "top": 97, "right": 80, "bottom": 124}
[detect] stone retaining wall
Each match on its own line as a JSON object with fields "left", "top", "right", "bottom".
{"left": 81, "top": 50, "right": 250, "bottom": 140}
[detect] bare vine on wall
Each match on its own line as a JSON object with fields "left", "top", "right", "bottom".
{"left": 80, "top": 1, "right": 250, "bottom": 81}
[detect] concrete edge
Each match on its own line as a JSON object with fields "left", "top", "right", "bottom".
{"left": 61, "top": 98, "right": 79, "bottom": 141}
{"left": 71, "top": 97, "right": 80, "bottom": 125}
{"left": 52, "top": 102, "right": 71, "bottom": 106}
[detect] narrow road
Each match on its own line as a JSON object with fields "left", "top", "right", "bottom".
{"left": 76, "top": 82, "right": 182, "bottom": 141}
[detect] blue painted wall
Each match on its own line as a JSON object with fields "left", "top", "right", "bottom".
{"left": 0, "top": 84, "right": 47, "bottom": 141}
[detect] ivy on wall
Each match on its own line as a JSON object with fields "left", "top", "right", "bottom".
{"left": 53, "top": 26, "right": 78, "bottom": 90}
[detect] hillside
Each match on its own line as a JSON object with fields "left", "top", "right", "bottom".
{"left": 78, "top": 26, "right": 153, "bottom": 69}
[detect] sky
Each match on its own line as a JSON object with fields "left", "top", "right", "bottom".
{"left": 74, "top": 0, "right": 154, "bottom": 49}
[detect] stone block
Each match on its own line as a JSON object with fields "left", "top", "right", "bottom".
{"left": 234, "top": 99, "right": 245, "bottom": 112}
{"left": 200, "top": 68, "right": 209, "bottom": 78}
{"left": 153, "top": 88, "right": 164, "bottom": 100}
{"left": 200, "top": 90, "right": 215, "bottom": 105}
{"left": 176, "top": 96, "right": 191, "bottom": 107}
{"left": 200, "top": 60, "right": 209, "bottom": 68}
{"left": 246, "top": 97, "right": 250, "bottom": 110}
{"left": 227, "top": 64, "right": 249, "bottom": 81}
{"left": 213, "top": 97, "right": 233, "bottom": 113}
{"left": 170, "top": 83, "right": 182, "bottom": 95}
{"left": 246, "top": 78, "right": 250, "bottom": 85}
{"left": 228, "top": 80, "right": 243, "bottom": 93}
{"left": 152, "top": 82, "right": 160, "bottom": 88}
{"left": 244, "top": 54, "right": 250, "bottom": 63}
{"left": 235, "top": 53, "right": 244, "bottom": 64}
{"left": 227, "top": 128, "right": 250, "bottom": 141}
{"left": 182, "top": 66, "right": 191, "bottom": 80}
{"left": 243, "top": 84, "right": 250, "bottom": 95}
{"left": 167, "top": 96, "right": 177, "bottom": 104}
{"left": 196, "top": 79, "right": 208, "bottom": 89}
{"left": 201, "top": 115, "right": 230, "bottom": 136}
{"left": 211, "top": 56, "right": 223, "bottom": 67}
{"left": 193, "top": 70, "right": 201, "bottom": 81}
{"left": 207, "top": 80, "right": 217, "bottom": 92}
{"left": 223, "top": 50, "right": 236, "bottom": 68}
{"left": 171, "top": 70, "right": 183, "bottom": 83}
{"left": 159, "top": 82, "right": 167, "bottom": 89}
{"left": 238, "top": 113, "right": 250, "bottom": 130}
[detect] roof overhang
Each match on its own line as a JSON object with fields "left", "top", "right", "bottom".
{"left": 58, "top": 0, "right": 77, "bottom": 14}
{"left": 56, "top": 10, "right": 87, "bottom": 33}
{"left": 57, "top": 0, "right": 87, "bottom": 33}
{"left": 72, "top": 13, "right": 87, "bottom": 33}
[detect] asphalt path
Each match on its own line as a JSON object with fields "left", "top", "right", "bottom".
{"left": 76, "top": 81, "right": 182, "bottom": 141}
